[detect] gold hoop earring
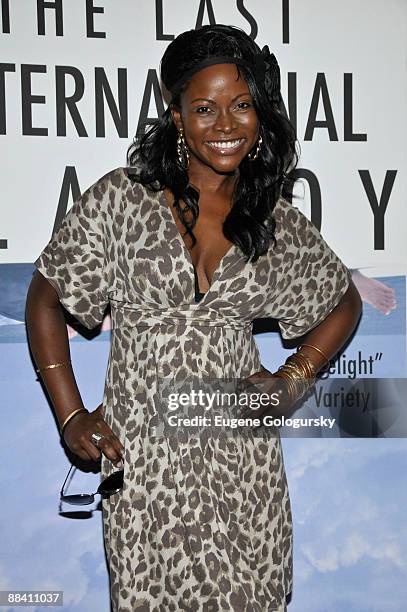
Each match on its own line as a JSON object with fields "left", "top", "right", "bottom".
{"left": 248, "top": 134, "right": 263, "bottom": 161}
{"left": 177, "top": 128, "right": 190, "bottom": 169}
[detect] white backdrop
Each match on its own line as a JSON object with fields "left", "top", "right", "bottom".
{"left": 1, "top": 0, "right": 405, "bottom": 271}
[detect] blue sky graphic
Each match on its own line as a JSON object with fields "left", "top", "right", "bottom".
{"left": 1, "top": 336, "right": 406, "bottom": 611}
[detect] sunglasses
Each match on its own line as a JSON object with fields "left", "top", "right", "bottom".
{"left": 60, "top": 463, "right": 124, "bottom": 506}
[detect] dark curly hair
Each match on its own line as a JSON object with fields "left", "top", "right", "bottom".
{"left": 127, "top": 24, "right": 300, "bottom": 263}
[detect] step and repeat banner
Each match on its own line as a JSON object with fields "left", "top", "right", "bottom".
{"left": 1, "top": 1, "right": 406, "bottom": 611}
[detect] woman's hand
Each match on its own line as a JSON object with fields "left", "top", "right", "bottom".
{"left": 236, "top": 365, "right": 296, "bottom": 427}
{"left": 62, "top": 403, "right": 125, "bottom": 468}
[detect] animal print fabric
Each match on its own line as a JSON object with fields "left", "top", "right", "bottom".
{"left": 34, "top": 167, "right": 351, "bottom": 611}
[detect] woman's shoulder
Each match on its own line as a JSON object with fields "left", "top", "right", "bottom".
{"left": 91, "top": 166, "right": 140, "bottom": 190}
{"left": 270, "top": 195, "right": 316, "bottom": 250}
{"left": 272, "top": 195, "right": 305, "bottom": 223}
{"left": 89, "top": 166, "right": 158, "bottom": 203}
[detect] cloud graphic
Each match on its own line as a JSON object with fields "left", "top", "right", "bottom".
{"left": 282, "top": 438, "right": 407, "bottom": 611}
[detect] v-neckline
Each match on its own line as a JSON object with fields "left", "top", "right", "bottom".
{"left": 157, "top": 189, "right": 236, "bottom": 302}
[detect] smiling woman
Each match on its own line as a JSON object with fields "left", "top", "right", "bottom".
{"left": 171, "top": 63, "right": 260, "bottom": 171}
{"left": 28, "top": 22, "right": 361, "bottom": 612}
{"left": 129, "top": 26, "right": 298, "bottom": 269}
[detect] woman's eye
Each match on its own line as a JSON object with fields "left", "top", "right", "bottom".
{"left": 236, "top": 101, "right": 251, "bottom": 109}
{"left": 196, "top": 106, "right": 211, "bottom": 113}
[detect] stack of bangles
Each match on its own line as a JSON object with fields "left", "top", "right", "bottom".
{"left": 35, "top": 359, "right": 89, "bottom": 436}
{"left": 272, "top": 344, "right": 330, "bottom": 403}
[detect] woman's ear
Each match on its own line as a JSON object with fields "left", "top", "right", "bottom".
{"left": 170, "top": 104, "right": 183, "bottom": 132}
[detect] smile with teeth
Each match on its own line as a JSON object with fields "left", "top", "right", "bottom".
{"left": 206, "top": 138, "right": 244, "bottom": 150}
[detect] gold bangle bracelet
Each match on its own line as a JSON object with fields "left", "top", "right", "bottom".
{"left": 281, "top": 360, "right": 310, "bottom": 389}
{"left": 273, "top": 371, "right": 296, "bottom": 402}
{"left": 60, "top": 408, "right": 88, "bottom": 436}
{"left": 288, "top": 353, "right": 316, "bottom": 380}
{"left": 297, "top": 344, "right": 330, "bottom": 368}
{"left": 278, "top": 366, "right": 305, "bottom": 394}
{"left": 283, "top": 360, "right": 308, "bottom": 376}
{"left": 276, "top": 358, "right": 316, "bottom": 401}
{"left": 36, "top": 360, "right": 71, "bottom": 374}
{"left": 292, "top": 355, "right": 316, "bottom": 394}
{"left": 275, "top": 367, "right": 303, "bottom": 402}
{"left": 274, "top": 348, "right": 320, "bottom": 403}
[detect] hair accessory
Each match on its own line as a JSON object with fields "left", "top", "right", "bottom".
{"left": 60, "top": 408, "right": 88, "bottom": 437}
{"left": 176, "top": 128, "right": 190, "bottom": 169}
{"left": 248, "top": 134, "right": 263, "bottom": 161}
{"left": 36, "top": 360, "right": 71, "bottom": 374}
{"left": 168, "top": 56, "right": 252, "bottom": 95}
{"left": 168, "top": 49, "right": 281, "bottom": 104}
{"left": 252, "top": 45, "right": 281, "bottom": 103}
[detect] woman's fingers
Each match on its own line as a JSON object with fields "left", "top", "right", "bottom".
{"left": 88, "top": 406, "right": 125, "bottom": 462}
{"left": 81, "top": 436, "right": 102, "bottom": 462}
{"left": 94, "top": 425, "right": 125, "bottom": 460}
{"left": 63, "top": 407, "right": 125, "bottom": 466}
{"left": 93, "top": 436, "right": 123, "bottom": 467}
{"left": 103, "top": 430, "right": 125, "bottom": 458}
{"left": 68, "top": 437, "right": 95, "bottom": 462}
{"left": 110, "top": 436, "right": 125, "bottom": 461}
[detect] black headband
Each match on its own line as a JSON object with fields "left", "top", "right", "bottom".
{"left": 169, "top": 56, "right": 253, "bottom": 94}
{"left": 166, "top": 46, "right": 281, "bottom": 104}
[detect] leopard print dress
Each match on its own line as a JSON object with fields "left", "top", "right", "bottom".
{"left": 34, "top": 167, "right": 351, "bottom": 612}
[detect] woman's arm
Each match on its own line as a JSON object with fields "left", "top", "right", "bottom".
{"left": 294, "top": 278, "right": 362, "bottom": 372}
{"left": 26, "top": 271, "right": 124, "bottom": 466}
{"left": 240, "top": 279, "right": 362, "bottom": 419}
{"left": 26, "top": 271, "right": 87, "bottom": 427}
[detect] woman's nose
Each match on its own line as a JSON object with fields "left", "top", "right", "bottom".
{"left": 213, "top": 109, "right": 236, "bottom": 133}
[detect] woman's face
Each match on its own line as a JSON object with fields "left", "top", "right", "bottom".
{"left": 171, "top": 63, "right": 260, "bottom": 176}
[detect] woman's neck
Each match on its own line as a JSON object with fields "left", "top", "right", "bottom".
{"left": 187, "top": 162, "right": 238, "bottom": 200}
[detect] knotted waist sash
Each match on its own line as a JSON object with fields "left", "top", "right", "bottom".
{"left": 109, "top": 300, "right": 253, "bottom": 333}
{"left": 108, "top": 300, "right": 264, "bottom": 436}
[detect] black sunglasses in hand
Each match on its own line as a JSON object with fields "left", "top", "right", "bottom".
{"left": 60, "top": 463, "right": 124, "bottom": 506}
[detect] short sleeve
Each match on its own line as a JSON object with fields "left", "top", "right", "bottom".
{"left": 264, "top": 197, "right": 352, "bottom": 340}
{"left": 33, "top": 169, "right": 116, "bottom": 330}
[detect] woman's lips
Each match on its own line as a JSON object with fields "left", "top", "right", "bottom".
{"left": 204, "top": 138, "right": 246, "bottom": 156}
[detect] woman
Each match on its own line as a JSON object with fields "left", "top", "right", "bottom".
{"left": 26, "top": 25, "right": 362, "bottom": 612}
